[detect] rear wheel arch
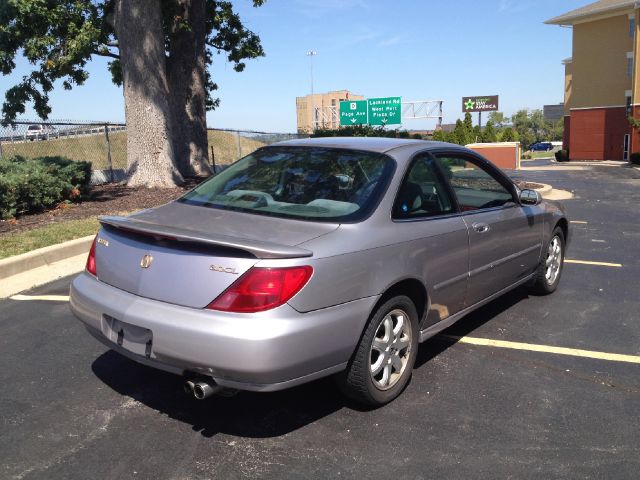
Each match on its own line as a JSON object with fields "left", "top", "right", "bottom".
{"left": 373, "top": 278, "right": 428, "bottom": 326}
{"left": 556, "top": 218, "right": 568, "bottom": 242}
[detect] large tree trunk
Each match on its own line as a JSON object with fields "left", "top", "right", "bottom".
{"left": 167, "top": 0, "right": 212, "bottom": 177}
{"left": 113, "top": 0, "right": 184, "bottom": 187}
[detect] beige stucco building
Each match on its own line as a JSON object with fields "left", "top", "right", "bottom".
{"left": 296, "top": 90, "right": 364, "bottom": 133}
{"left": 546, "top": 0, "right": 640, "bottom": 160}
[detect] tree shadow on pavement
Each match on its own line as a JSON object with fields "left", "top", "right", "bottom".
{"left": 91, "top": 286, "right": 529, "bottom": 439}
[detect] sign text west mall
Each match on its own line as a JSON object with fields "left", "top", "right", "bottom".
{"left": 462, "top": 95, "right": 499, "bottom": 113}
{"left": 339, "top": 97, "right": 402, "bottom": 126}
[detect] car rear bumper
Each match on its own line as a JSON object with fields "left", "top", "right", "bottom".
{"left": 70, "top": 272, "right": 377, "bottom": 392}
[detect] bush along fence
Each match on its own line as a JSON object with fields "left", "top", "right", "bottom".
{"left": 0, "top": 155, "right": 92, "bottom": 220}
{"left": 0, "top": 120, "right": 307, "bottom": 184}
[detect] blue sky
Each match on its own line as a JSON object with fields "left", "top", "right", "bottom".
{"left": 0, "top": 0, "right": 586, "bottom": 132}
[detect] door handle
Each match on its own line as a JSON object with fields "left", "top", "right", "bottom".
{"left": 472, "top": 222, "right": 490, "bottom": 233}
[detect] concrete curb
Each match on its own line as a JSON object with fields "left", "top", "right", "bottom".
{"left": 0, "top": 235, "right": 94, "bottom": 280}
{"left": 521, "top": 182, "right": 573, "bottom": 201}
{"left": 532, "top": 183, "right": 553, "bottom": 195}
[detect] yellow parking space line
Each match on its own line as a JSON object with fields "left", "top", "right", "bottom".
{"left": 570, "top": 220, "right": 588, "bottom": 224}
{"left": 10, "top": 294, "right": 70, "bottom": 302}
{"left": 441, "top": 335, "right": 640, "bottom": 365}
{"left": 565, "top": 259, "right": 622, "bottom": 267}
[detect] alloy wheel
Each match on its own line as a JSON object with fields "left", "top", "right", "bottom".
{"left": 545, "top": 236, "right": 562, "bottom": 285}
{"left": 369, "top": 309, "right": 412, "bottom": 390}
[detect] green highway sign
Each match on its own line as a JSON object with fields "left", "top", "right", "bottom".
{"left": 367, "top": 97, "right": 402, "bottom": 125}
{"left": 339, "top": 100, "right": 368, "bottom": 126}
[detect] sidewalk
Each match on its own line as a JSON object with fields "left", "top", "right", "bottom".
{"left": 0, "top": 236, "right": 92, "bottom": 298}
{"left": 0, "top": 253, "right": 86, "bottom": 298}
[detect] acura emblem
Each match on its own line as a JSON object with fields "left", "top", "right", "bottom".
{"left": 140, "top": 254, "right": 153, "bottom": 269}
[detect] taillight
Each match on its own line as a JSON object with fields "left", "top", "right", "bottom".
{"left": 207, "top": 266, "right": 313, "bottom": 313}
{"left": 86, "top": 236, "right": 97, "bottom": 277}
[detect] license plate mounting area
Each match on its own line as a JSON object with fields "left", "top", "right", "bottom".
{"left": 102, "top": 315, "right": 153, "bottom": 358}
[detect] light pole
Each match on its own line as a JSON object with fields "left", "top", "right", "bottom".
{"left": 306, "top": 50, "right": 317, "bottom": 130}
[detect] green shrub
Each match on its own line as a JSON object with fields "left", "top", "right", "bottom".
{"left": 0, "top": 155, "right": 92, "bottom": 219}
{"left": 554, "top": 149, "right": 570, "bottom": 162}
{"left": 629, "top": 152, "right": 640, "bottom": 165}
{"left": 312, "top": 125, "right": 415, "bottom": 139}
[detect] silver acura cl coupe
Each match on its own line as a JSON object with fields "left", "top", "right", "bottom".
{"left": 70, "top": 137, "right": 568, "bottom": 406}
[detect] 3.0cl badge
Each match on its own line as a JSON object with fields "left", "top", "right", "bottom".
{"left": 140, "top": 254, "right": 154, "bottom": 269}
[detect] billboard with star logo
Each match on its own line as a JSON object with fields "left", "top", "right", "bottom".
{"left": 462, "top": 96, "right": 499, "bottom": 113}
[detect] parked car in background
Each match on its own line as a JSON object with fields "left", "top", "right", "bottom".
{"left": 530, "top": 142, "right": 554, "bottom": 152}
{"left": 25, "top": 124, "right": 55, "bottom": 140}
{"left": 70, "top": 137, "right": 569, "bottom": 406}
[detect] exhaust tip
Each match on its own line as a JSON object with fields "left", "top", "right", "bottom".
{"left": 183, "top": 380, "right": 195, "bottom": 395}
{"left": 193, "top": 381, "right": 221, "bottom": 400}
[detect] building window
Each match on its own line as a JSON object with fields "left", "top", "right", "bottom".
{"left": 631, "top": 16, "right": 636, "bottom": 38}
{"left": 627, "top": 54, "right": 634, "bottom": 78}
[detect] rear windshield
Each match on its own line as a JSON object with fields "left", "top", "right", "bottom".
{"left": 179, "top": 146, "right": 395, "bottom": 222}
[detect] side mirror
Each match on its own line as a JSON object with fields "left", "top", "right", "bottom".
{"left": 519, "top": 189, "right": 542, "bottom": 206}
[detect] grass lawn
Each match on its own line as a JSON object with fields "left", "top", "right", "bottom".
{"left": 1, "top": 130, "right": 268, "bottom": 170}
{"left": 531, "top": 151, "right": 556, "bottom": 159}
{"left": 0, "top": 217, "right": 101, "bottom": 259}
{"left": 207, "top": 130, "right": 267, "bottom": 167}
{"left": 2, "top": 132, "right": 128, "bottom": 170}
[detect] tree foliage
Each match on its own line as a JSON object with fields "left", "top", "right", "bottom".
{"left": 510, "top": 108, "right": 562, "bottom": 150}
{"left": 488, "top": 111, "right": 507, "bottom": 127}
{"left": 431, "top": 109, "right": 562, "bottom": 149}
{"left": 0, "top": 0, "right": 265, "bottom": 123}
{"left": 312, "top": 125, "right": 413, "bottom": 138}
{"left": 500, "top": 127, "right": 518, "bottom": 142}
{"left": 482, "top": 120, "right": 497, "bottom": 143}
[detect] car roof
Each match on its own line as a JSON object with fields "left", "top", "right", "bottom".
{"left": 272, "top": 136, "right": 465, "bottom": 154}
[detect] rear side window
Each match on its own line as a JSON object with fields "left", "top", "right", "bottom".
{"left": 393, "top": 154, "right": 454, "bottom": 219}
{"left": 436, "top": 155, "right": 515, "bottom": 211}
{"left": 179, "top": 146, "right": 395, "bottom": 222}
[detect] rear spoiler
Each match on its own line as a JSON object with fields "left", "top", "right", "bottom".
{"left": 98, "top": 216, "right": 313, "bottom": 259}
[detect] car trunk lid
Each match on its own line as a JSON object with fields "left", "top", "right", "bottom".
{"left": 94, "top": 203, "right": 336, "bottom": 309}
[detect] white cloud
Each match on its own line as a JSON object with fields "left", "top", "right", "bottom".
{"left": 378, "top": 35, "right": 402, "bottom": 47}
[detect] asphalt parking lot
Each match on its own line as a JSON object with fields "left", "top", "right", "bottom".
{"left": 2, "top": 161, "right": 640, "bottom": 480}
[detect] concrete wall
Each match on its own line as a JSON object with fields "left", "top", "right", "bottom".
{"left": 466, "top": 143, "right": 520, "bottom": 170}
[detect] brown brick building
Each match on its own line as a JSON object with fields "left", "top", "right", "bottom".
{"left": 546, "top": 0, "right": 640, "bottom": 160}
{"left": 296, "top": 90, "right": 364, "bottom": 133}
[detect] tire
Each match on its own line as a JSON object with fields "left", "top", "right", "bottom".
{"left": 530, "top": 226, "right": 565, "bottom": 295}
{"left": 337, "top": 295, "right": 419, "bottom": 407}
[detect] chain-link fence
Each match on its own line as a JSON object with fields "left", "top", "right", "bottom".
{"left": 0, "top": 120, "right": 307, "bottom": 184}
{"left": 207, "top": 128, "right": 305, "bottom": 172}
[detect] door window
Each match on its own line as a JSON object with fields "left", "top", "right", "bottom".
{"left": 393, "top": 154, "right": 454, "bottom": 219}
{"left": 436, "top": 155, "right": 515, "bottom": 211}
